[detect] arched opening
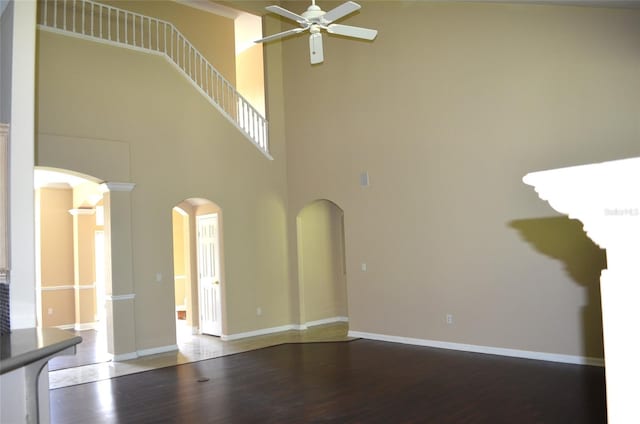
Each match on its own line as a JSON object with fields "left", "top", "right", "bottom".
{"left": 296, "top": 199, "right": 348, "bottom": 328}
{"left": 172, "top": 198, "right": 226, "bottom": 339}
{"left": 34, "top": 167, "right": 110, "bottom": 368}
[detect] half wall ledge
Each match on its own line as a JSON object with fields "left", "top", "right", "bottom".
{"left": 523, "top": 156, "right": 640, "bottom": 424}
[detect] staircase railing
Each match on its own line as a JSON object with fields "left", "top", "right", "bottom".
{"left": 37, "top": 0, "right": 270, "bottom": 159}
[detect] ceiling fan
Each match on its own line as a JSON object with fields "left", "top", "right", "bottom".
{"left": 255, "top": 0, "right": 378, "bottom": 65}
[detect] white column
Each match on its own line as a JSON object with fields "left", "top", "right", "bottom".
{"left": 100, "top": 182, "right": 138, "bottom": 360}
{"left": 524, "top": 156, "right": 640, "bottom": 424}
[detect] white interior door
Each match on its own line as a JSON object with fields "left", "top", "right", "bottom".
{"left": 196, "top": 213, "right": 222, "bottom": 336}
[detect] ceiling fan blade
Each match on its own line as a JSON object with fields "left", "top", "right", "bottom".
{"left": 322, "top": 1, "right": 361, "bottom": 24}
{"left": 266, "top": 5, "right": 308, "bottom": 25}
{"left": 255, "top": 27, "right": 306, "bottom": 44}
{"left": 309, "top": 33, "right": 324, "bottom": 64}
{"left": 326, "top": 24, "right": 378, "bottom": 40}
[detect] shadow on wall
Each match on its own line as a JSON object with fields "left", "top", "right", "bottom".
{"left": 509, "top": 216, "right": 606, "bottom": 359}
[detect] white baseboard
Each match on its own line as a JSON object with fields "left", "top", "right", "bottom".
{"left": 54, "top": 324, "right": 76, "bottom": 330}
{"left": 74, "top": 322, "right": 97, "bottom": 331}
{"left": 137, "top": 344, "right": 178, "bottom": 357}
{"left": 221, "top": 324, "right": 300, "bottom": 341}
{"left": 55, "top": 322, "right": 98, "bottom": 331}
{"left": 108, "top": 344, "right": 178, "bottom": 362}
{"left": 304, "top": 316, "right": 349, "bottom": 329}
{"left": 110, "top": 352, "right": 138, "bottom": 362}
{"left": 221, "top": 316, "right": 350, "bottom": 341}
{"left": 348, "top": 331, "right": 605, "bottom": 367}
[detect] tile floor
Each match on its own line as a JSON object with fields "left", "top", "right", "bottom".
{"left": 48, "top": 321, "right": 353, "bottom": 389}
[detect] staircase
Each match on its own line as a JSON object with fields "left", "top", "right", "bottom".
{"left": 37, "top": 0, "right": 271, "bottom": 159}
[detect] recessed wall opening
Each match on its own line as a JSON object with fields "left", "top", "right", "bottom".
{"left": 34, "top": 167, "right": 111, "bottom": 368}
{"left": 172, "top": 198, "right": 225, "bottom": 340}
{"left": 296, "top": 199, "right": 348, "bottom": 328}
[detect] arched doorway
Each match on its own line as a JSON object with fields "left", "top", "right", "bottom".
{"left": 296, "top": 199, "right": 348, "bottom": 327}
{"left": 172, "top": 198, "right": 226, "bottom": 338}
{"left": 34, "top": 167, "right": 110, "bottom": 367}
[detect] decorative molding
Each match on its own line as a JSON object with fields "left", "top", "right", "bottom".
{"left": 523, "top": 156, "right": 640, "bottom": 250}
{"left": 99, "top": 182, "right": 136, "bottom": 193}
{"left": 41, "top": 285, "right": 74, "bottom": 291}
{"left": 348, "top": 331, "right": 604, "bottom": 367}
{"left": 105, "top": 293, "right": 135, "bottom": 301}
{"left": 68, "top": 208, "right": 95, "bottom": 216}
{"left": 41, "top": 284, "right": 95, "bottom": 291}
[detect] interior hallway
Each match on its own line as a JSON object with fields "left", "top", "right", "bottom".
{"left": 48, "top": 322, "right": 353, "bottom": 389}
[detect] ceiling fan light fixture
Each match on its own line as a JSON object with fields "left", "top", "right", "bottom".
{"left": 255, "top": 1, "right": 378, "bottom": 64}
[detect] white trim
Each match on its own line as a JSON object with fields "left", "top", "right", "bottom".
{"left": 41, "top": 285, "right": 74, "bottom": 291}
{"left": 109, "top": 352, "right": 138, "bottom": 362}
{"left": 106, "top": 345, "right": 179, "bottom": 362}
{"left": 220, "top": 317, "right": 350, "bottom": 341}
{"left": 221, "top": 324, "right": 303, "bottom": 341}
{"left": 137, "top": 344, "right": 178, "bottom": 357}
{"left": 74, "top": 322, "right": 97, "bottom": 331}
{"left": 54, "top": 324, "right": 76, "bottom": 330}
{"left": 105, "top": 293, "right": 135, "bottom": 301}
{"left": 99, "top": 181, "right": 136, "bottom": 193}
{"left": 41, "top": 283, "right": 96, "bottom": 291}
{"left": 54, "top": 322, "right": 98, "bottom": 331}
{"left": 305, "top": 316, "right": 349, "bottom": 328}
{"left": 68, "top": 208, "right": 95, "bottom": 216}
{"left": 348, "top": 331, "right": 605, "bottom": 367}
{"left": 174, "top": 274, "right": 187, "bottom": 280}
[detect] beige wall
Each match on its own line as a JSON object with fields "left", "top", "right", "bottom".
{"left": 39, "top": 187, "right": 73, "bottom": 287}
{"left": 172, "top": 209, "right": 187, "bottom": 309}
{"left": 38, "top": 187, "right": 74, "bottom": 327}
{"left": 297, "top": 199, "right": 347, "bottom": 322}
{"left": 100, "top": 0, "right": 237, "bottom": 85}
{"left": 38, "top": 185, "right": 101, "bottom": 327}
{"left": 36, "top": 24, "right": 290, "bottom": 350}
{"left": 35, "top": 0, "right": 640, "bottom": 360}
{"left": 237, "top": 44, "right": 265, "bottom": 115}
{"left": 281, "top": 2, "right": 640, "bottom": 358}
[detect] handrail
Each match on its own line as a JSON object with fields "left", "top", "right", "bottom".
{"left": 37, "top": 0, "right": 270, "bottom": 159}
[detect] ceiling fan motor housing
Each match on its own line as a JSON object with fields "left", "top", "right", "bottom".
{"left": 302, "top": 5, "right": 326, "bottom": 22}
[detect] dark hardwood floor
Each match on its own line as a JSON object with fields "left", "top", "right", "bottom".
{"left": 50, "top": 339, "right": 606, "bottom": 423}
{"left": 48, "top": 329, "right": 110, "bottom": 371}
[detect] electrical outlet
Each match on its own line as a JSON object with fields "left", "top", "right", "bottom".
{"left": 48, "top": 307, "right": 53, "bottom": 316}
{"left": 256, "top": 307, "right": 262, "bottom": 316}
{"left": 446, "top": 314, "right": 453, "bottom": 325}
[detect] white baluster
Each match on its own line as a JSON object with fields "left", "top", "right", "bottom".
{"left": 81, "top": 0, "right": 84, "bottom": 35}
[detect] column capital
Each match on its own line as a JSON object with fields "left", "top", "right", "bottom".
{"left": 523, "top": 156, "right": 640, "bottom": 250}
{"left": 100, "top": 182, "right": 136, "bottom": 193}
